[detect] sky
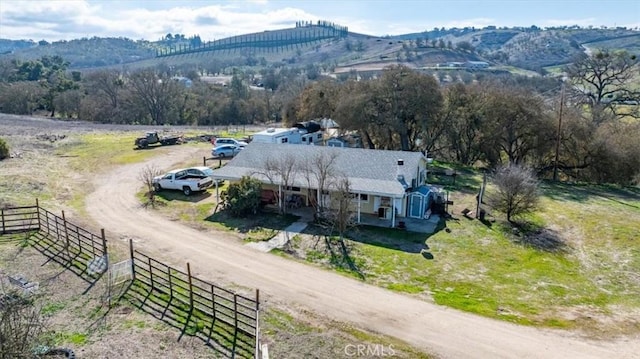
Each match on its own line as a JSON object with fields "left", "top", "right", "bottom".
{"left": 0, "top": 0, "right": 638, "bottom": 42}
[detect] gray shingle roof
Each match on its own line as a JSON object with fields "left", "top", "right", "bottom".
{"left": 213, "top": 143, "right": 425, "bottom": 197}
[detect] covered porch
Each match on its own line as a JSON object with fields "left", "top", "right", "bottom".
{"left": 284, "top": 205, "right": 441, "bottom": 234}
{"left": 358, "top": 213, "right": 441, "bottom": 234}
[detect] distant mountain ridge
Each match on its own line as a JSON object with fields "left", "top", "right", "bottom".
{"left": 0, "top": 23, "right": 638, "bottom": 73}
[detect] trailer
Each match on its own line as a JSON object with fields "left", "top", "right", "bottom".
{"left": 251, "top": 127, "right": 322, "bottom": 145}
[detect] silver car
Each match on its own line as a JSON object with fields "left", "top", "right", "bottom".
{"left": 211, "top": 144, "right": 242, "bottom": 158}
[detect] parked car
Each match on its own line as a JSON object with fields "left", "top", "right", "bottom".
{"left": 213, "top": 137, "right": 249, "bottom": 147}
{"left": 152, "top": 167, "right": 213, "bottom": 195}
{"left": 212, "top": 144, "right": 242, "bottom": 158}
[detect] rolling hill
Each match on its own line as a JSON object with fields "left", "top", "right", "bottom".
{"left": 0, "top": 22, "right": 638, "bottom": 74}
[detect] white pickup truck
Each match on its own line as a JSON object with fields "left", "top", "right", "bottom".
{"left": 152, "top": 167, "right": 214, "bottom": 196}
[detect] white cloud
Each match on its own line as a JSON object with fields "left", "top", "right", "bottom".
{"left": 0, "top": 1, "right": 320, "bottom": 41}
{"left": 1, "top": 1, "right": 637, "bottom": 42}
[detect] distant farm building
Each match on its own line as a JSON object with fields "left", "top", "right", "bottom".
{"left": 437, "top": 61, "right": 490, "bottom": 69}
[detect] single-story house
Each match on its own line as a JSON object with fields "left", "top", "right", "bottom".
{"left": 464, "top": 61, "right": 490, "bottom": 69}
{"left": 212, "top": 143, "right": 437, "bottom": 227}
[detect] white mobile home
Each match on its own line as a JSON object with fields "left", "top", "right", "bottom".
{"left": 251, "top": 127, "right": 323, "bottom": 145}
{"left": 251, "top": 128, "right": 302, "bottom": 144}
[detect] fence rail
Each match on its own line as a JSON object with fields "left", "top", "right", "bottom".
{"left": 129, "top": 244, "right": 259, "bottom": 358}
{"left": 0, "top": 205, "right": 39, "bottom": 234}
{"left": 37, "top": 207, "right": 107, "bottom": 260}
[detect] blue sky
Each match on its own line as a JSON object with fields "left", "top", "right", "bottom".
{"left": 0, "top": 0, "right": 638, "bottom": 41}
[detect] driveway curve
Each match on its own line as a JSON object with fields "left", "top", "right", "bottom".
{"left": 85, "top": 145, "right": 639, "bottom": 359}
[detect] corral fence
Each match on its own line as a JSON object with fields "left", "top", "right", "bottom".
{"left": 0, "top": 203, "right": 40, "bottom": 234}
{"left": 0, "top": 201, "right": 261, "bottom": 359}
{"left": 127, "top": 240, "right": 260, "bottom": 358}
{"left": 1, "top": 201, "right": 108, "bottom": 282}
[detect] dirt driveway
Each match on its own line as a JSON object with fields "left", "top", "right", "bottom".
{"left": 85, "top": 145, "right": 639, "bottom": 359}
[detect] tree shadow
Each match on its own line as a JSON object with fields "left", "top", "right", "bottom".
{"left": 541, "top": 181, "right": 640, "bottom": 206}
{"left": 205, "top": 209, "right": 299, "bottom": 234}
{"left": 508, "top": 222, "right": 568, "bottom": 253}
{"left": 304, "top": 223, "right": 439, "bottom": 255}
{"left": 155, "top": 190, "right": 212, "bottom": 203}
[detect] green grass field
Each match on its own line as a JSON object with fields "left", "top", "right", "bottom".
{"left": 294, "top": 171, "right": 640, "bottom": 335}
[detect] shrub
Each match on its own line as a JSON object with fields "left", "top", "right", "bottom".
{"left": 489, "top": 164, "right": 540, "bottom": 223}
{"left": 0, "top": 138, "right": 9, "bottom": 160}
{"left": 221, "top": 176, "right": 262, "bottom": 217}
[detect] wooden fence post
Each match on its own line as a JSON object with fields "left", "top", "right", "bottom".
{"left": 54, "top": 210, "right": 61, "bottom": 240}
{"left": 128, "top": 238, "right": 136, "bottom": 282}
{"left": 167, "top": 266, "right": 173, "bottom": 300}
{"left": 41, "top": 205, "right": 49, "bottom": 235}
{"left": 234, "top": 293, "right": 239, "bottom": 345}
{"left": 101, "top": 228, "right": 107, "bottom": 260}
{"left": 210, "top": 284, "right": 216, "bottom": 321}
{"left": 148, "top": 257, "right": 154, "bottom": 288}
{"left": 255, "top": 289, "right": 260, "bottom": 359}
{"left": 62, "top": 211, "right": 70, "bottom": 259}
{"left": 186, "top": 263, "right": 194, "bottom": 309}
{"left": 203, "top": 156, "right": 207, "bottom": 167}
{"left": 35, "top": 198, "right": 41, "bottom": 230}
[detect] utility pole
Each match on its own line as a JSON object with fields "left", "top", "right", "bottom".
{"left": 553, "top": 85, "right": 565, "bottom": 182}
{"left": 476, "top": 172, "right": 487, "bottom": 219}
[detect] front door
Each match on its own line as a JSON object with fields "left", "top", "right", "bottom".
{"left": 409, "top": 194, "right": 423, "bottom": 218}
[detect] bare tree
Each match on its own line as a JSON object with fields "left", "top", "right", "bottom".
{"left": 330, "top": 177, "right": 356, "bottom": 242}
{"left": 489, "top": 164, "right": 540, "bottom": 223}
{"left": 0, "top": 293, "right": 49, "bottom": 358}
{"left": 138, "top": 165, "right": 163, "bottom": 207}
{"left": 258, "top": 155, "right": 299, "bottom": 214}
{"left": 301, "top": 152, "right": 340, "bottom": 216}
{"left": 85, "top": 69, "right": 124, "bottom": 109}
{"left": 566, "top": 49, "right": 639, "bottom": 123}
{"left": 128, "top": 69, "right": 182, "bottom": 125}
{"left": 482, "top": 85, "right": 553, "bottom": 166}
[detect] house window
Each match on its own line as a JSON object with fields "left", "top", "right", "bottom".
{"left": 350, "top": 193, "right": 369, "bottom": 203}
{"left": 419, "top": 169, "right": 426, "bottom": 184}
{"left": 285, "top": 186, "right": 301, "bottom": 192}
{"left": 380, "top": 196, "right": 391, "bottom": 206}
{"left": 281, "top": 137, "right": 288, "bottom": 143}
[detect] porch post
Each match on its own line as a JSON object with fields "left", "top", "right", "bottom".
{"left": 391, "top": 197, "right": 396, "bottom": 227}
{"left": 357, "top": 193, "right": 361, "bottom": 223}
